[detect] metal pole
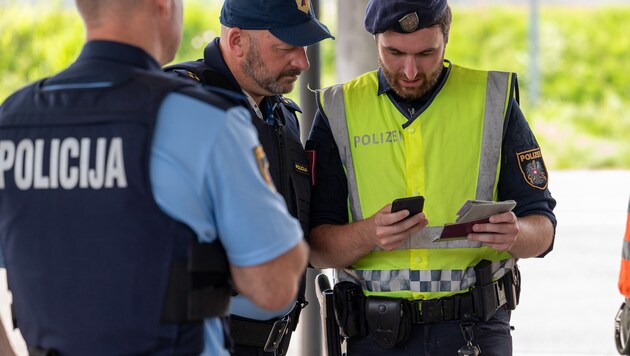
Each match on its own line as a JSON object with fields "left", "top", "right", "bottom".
{"left": 529, "top": 0, "right": 540, "bottom": 105}
{"left": 299, "top": 1, "right": 323, "bottom": 353}
{"left": 299, "top": 1, "right": 321, "bottom": 144}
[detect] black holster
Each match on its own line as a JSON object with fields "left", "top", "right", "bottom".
{"left": 471, "top": 260, "right": 520, "bottom": 321}
{"left": 332, "top": 281, "right": 367, "bottom": 339}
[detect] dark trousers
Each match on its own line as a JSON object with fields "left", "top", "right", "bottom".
{"left": 347, "top": 306, "right": 513, "bottom": 356}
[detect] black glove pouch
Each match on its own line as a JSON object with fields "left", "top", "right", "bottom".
{"left": 365, "top": 296, "right": 412, "bottom": 349}
{"left": 333, "top": 281, "right": 367, "bottom": 339}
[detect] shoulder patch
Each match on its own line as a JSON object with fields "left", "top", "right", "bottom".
{"left": 516, "top": 148, "right": 548, "bottom": 190}
{"left": 254, "top": 145, "right": 276, "bottom": 191}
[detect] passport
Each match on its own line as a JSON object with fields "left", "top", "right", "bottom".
{"left": 435, "top": 200, "right": 516, "bottom": 241}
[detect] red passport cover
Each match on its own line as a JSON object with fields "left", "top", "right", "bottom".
{"left": 439, "top": 217, "right": 491, "bottom": 239}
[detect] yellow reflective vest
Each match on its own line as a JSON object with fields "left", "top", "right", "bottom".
{"left": 318, "top": 62, "right": 517, "bottom": 300}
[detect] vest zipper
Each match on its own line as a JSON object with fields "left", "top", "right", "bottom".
{"left": 275, "top": 118, "right": 287, "bottom": 196}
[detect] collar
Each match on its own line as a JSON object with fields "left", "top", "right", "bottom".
{"left": 78, "top": 40, "right": 162, "bottom": 71}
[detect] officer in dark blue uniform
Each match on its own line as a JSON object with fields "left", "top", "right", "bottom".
{"left": 0, "top": 1, "right": 308, "bottom": 355}
{"left": 165, "top": 0, "right": 333, "bottom": 355}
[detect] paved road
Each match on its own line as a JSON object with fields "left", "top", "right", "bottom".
{"left": 1, "top": 170, "right": 629, "bottom": 355}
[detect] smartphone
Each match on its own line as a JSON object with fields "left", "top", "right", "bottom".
{"left": 391, "top": 196, "right": 425, "bottom": 216}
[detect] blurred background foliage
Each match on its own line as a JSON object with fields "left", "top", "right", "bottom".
{"left": 0, "top": 2, "right": 628, "bottom": 169}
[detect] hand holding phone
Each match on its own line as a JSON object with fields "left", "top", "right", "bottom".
{"left": 391, "top": 196, "right": 425, "bottom": 216}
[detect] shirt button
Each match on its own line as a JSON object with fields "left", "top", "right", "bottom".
{"left": 415, "top": 257, "right": 422, "bottom": 263}
{"left": 412, "top": 191, "right": 419, "bottom": 196}
{"left": 408, "top": 128, "right": 416, "bottom": 134}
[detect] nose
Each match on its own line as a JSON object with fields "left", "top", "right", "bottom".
{"left": 403, "top": 56, "right": 418, "bottom": 80}
{"left": 291, "top": 47, "right": 310, "bottom": 71}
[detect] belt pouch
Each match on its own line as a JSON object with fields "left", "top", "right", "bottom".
{"left": 504, "top": 266, "right": 520, "bottom": 310}
{"left": 365, "top": 296, "right": 411, "bottom": 349}
{"left": 333, "top": 281, "right": 367, "bottom": 338}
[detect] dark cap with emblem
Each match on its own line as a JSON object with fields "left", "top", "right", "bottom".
{"left": 364, "top": 0, "right": 448, "bottom": 34}
{"left": 220, "top": 0, "right": 335, "bottom": 47}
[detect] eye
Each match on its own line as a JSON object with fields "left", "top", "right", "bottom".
{"left": 387, "top": 48, "right": 403, "bottom": 56}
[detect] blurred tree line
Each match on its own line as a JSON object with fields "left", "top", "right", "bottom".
{"left": 0, "top": 3, "right": 628, "bottom": 169}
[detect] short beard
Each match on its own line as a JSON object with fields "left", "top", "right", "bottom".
{"left": 379, "top": 57, "right": 442, "bottom": 100}
{"left": 243, "top": 36, "right": 302, "bottom": 95}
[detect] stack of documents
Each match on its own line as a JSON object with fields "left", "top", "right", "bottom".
{"left": 436, "top": 200, "right": 516, "bottom": 241}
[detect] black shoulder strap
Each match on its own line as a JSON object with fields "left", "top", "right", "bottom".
{"left": 165, "top": 60, "right": 249, "bottom": 109}
{"left": 165, "top": 60, "right": 233, "bottom": 89}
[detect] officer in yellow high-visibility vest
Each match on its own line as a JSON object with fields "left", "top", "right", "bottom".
{"left": 616, "top": 198, "right": 630, "bottom": 354}
{"left": 306, "top": 0, "right": 557, "bottom": 354}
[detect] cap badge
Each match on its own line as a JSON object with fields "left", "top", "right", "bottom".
{"left": 398, "top": 12, "right": 420, "bottom": 33}
{"left": 295, "top": 0, "right": 310, "bottom": 14}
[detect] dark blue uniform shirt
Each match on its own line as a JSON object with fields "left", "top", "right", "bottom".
{"left": 307, "top": 66, "right": 557, "bottom": 255}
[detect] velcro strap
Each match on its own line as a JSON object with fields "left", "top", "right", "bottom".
{"left": 189, "top": 287, "right": 231, "bottom": 319}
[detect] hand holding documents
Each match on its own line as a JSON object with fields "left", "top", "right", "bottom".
{"left": 436, "top": 200, "right": 517, "bottom": 241}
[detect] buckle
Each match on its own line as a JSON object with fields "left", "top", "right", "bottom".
{"left": 420, "top": 299, "right": 443, "bottom": 323}
{"left": 263, "top": 316, "right": 290, "bottom": 352}
{"left": 494, "top": 278, "right": 507, "bottom": 308}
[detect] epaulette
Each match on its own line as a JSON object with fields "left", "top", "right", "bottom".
{"left": 279, "top": 96, "right": 302, "bottom": 113}
{"left": 172, "top": 69, "right": 202, "bottom": 83}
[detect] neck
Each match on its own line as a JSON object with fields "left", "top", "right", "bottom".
{"left": 219, "top": 40, "right": 266, "bottom": 106}
{"left": 85, "top": 16, "right": 166, "bottom": 65}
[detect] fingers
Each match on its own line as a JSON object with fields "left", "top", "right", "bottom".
{"left": 468, "top": 213, "right": 519, "bottom": 251}
{"left": 374, "top": 210, "right": 429, "bottom": 251}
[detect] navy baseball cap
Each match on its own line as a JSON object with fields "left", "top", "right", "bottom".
{"left": 365, "top": 0, "right": 448, "bottom": 34}
{"left": 220, "top": 0, "right": 335, "bottom": 47}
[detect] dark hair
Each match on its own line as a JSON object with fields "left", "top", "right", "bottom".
{"left": 434, "top": 5, "right": 452, "bottom": 43}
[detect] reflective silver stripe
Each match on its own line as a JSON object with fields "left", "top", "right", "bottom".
{"left": 320, "top": 86, "right": 363, "bottom": 221}
{"left": 338, "top": 259, "right": 515, "bottom": 293}
{"left": 476, "top": 71, "right": 510, "bottom": 200}
{"left": 41, "top": 82, "right": 114, "bottom": 91}
{"left": 624, "top": 239, "right": 630, "bottom": 260}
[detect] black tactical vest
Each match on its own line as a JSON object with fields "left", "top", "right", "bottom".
{"left": 0, "top": 58, "right": 231, "bottom": 355}
{"left": 165, "top": 57, "right": 311, "bottom": 235}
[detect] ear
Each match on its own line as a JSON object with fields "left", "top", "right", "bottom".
{"left": 226, "top": 27, "right": 246, "bottom": 58}
{"left": 154, "top": 0, "right": 173, "bottom": 21}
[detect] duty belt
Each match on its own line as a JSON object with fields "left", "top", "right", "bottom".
{"left": 408, "top": 275, "right": 509, "bottom": 324}
{"left": 230, "top": 300, "right": 307, "bottom": 354}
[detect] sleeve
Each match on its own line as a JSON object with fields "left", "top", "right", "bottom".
{"left": 498, "top": 99, "right": 557, "bottom": 254}
{"left": 305, "top": 108, "right": 349, "bottom": 231}
{"left": 151, "top": 92, "right": 302, "bottom": 268}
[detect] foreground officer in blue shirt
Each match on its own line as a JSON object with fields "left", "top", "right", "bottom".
{"left": 307, "top": 0, "right": 557, "bottom": 355}
{"left": 165, "top": 0, "right": 333, "bottom": 355}
{"left": 0, "top": 0, "right": 308, "bottom": 355}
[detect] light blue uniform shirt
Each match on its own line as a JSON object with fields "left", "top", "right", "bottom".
{"left": 151, "top": 92, "right": 303, "bottom": 356}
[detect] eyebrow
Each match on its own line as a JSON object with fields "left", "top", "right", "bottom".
{"left": 383, "top": 45, "right": 437, "bottom": 55}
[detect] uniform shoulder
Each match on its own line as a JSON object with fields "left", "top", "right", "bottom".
{"left": 174, "top": 84, "right": 248, "bottom": 112}
{"left": 277, "top": 96, "right": 302, "bottom": 113}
